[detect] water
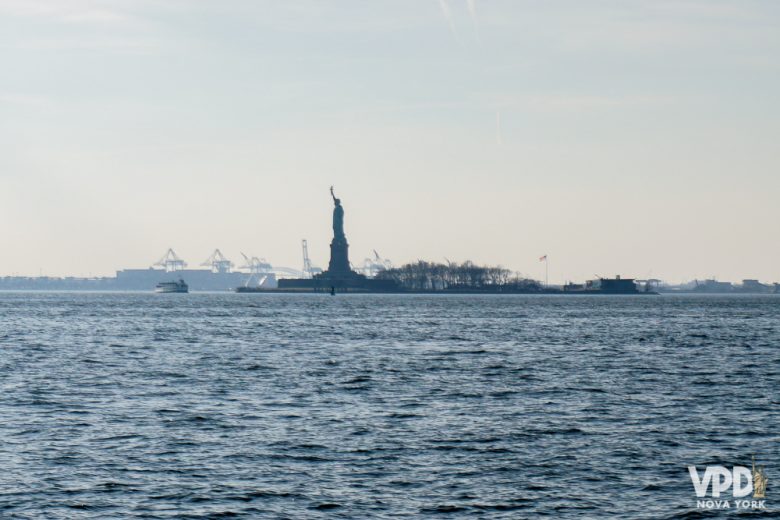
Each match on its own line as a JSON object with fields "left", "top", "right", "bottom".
{"left": 0, "top": 293, "right": 777, "bottom": 518}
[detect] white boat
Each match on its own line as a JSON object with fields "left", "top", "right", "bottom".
{"left": 155, "top": 279, "right": 188, "bottom": 293}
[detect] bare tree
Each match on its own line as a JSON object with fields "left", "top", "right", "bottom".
{"left": 376, "top": 260, "right": 542, "bottom": 292}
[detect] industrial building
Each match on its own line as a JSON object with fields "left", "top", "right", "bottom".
{"left": 563, "top": 276, "right": 639, "bottom": 294}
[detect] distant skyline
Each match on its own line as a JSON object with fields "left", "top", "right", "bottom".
{"left": 1, "top": 1, "right": 779, "bottom": 283}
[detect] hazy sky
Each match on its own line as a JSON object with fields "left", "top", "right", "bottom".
{"left": 1, "top": 0, "right": 778, "bottom": 283}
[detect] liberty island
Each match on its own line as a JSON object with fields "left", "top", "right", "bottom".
{"left": 277, "top": 187, "right": 398, "bottom": 292}
{"left": 273, "top": 188, "right": 643, "bottom": 294}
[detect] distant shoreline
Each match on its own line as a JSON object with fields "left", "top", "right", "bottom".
{"left": 6, "top": 289, "right": 779, "bottom": 296}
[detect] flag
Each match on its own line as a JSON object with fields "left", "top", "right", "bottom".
{"left": 539, "top": 255, "right": 547, "bottom": 262}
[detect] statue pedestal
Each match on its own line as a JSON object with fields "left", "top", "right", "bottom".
{"left": 327, "top": 237, "right": 351, "bottom": 275}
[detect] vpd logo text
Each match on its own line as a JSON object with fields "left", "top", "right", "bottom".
{"left": 688, "top": 462, "right": 768, "bottom": 510}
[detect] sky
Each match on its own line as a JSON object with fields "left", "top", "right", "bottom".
{"left": 1, "top": 0, "right": 779, "bottom": 283}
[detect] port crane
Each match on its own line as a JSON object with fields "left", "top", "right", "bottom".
{"left": 362, "top": 250, "right": 393, "bottom": 277}
{"left": 201, "top": 249, "right": 234, "bottom": 273}
{"left": 238, "top": 253, "right": 272, "bottom": 274}
{"left": 300, "top": 239, "right": 323, "bottom": 279}
{"left": 239, "top": 252, "right": 273, "bottom": 287}
{"left": 301, "top": 240, "right": 313, "bottom": 279}
{"left": 154, "top": 248, "right": 187, "bottom": 272}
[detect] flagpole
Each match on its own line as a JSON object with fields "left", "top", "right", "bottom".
{"left": 540, "top": 254, "right": 549, "bottom": 289}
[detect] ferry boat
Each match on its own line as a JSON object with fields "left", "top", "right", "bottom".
{"left": 155, "top": 279, "right": 189, "bottom": 293}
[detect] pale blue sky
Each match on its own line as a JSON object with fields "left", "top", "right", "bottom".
{"left": 1, "top": 0, "right": 778, "bottom": 282}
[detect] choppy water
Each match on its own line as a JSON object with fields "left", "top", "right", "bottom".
{"left": 0, "top": 293, "right": 777, "bottom": 518}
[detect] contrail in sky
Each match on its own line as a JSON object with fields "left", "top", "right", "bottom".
{"left": 496, "top": 110, "right": 503, "bottom": 145}
{"left": 466, "top": 0, "right": 480, "bottom": 42}
{"left": 438, "top": 0, "right": 457, "bottom": 37}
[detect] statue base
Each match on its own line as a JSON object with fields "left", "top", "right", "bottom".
{"left": 327, "top": 236, "right": 351, "bottom": 274}
{"left": 277, "top": 269, "right": 398, "bottom": 292}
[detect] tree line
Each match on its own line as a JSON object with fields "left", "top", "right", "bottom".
{"left": 374, "top": 260, "right": 542, "bottom": 292}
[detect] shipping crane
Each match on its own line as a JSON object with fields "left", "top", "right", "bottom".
{"left": 239, "top": 252, "right": 273, "bottom": 287}
{"left": 301, "top": 239, "right": 322, "bottom": 278}
{"left": 239, "top": 252, "right": 272, "bottom": 274}
{"left": 154, "top": 248, "right": 186, "bottom": 272}
{"left": 362, "top": 250, "right": 393, "bottom": 277}
{"left": 201, "top": 249, "right": 234, "bottom": 273}
{"left": 301, "top": 239, "right": 313, "bottom": 279}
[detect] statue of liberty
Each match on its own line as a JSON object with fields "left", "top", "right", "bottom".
{"left": 330, "top": 186, "right": 345, "bottom": 240}
{"left": 327, "top": 186, "right": 351, "bottom": 275}
{"left": 753, "top": 456, "right": 768, "bottom": 498}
